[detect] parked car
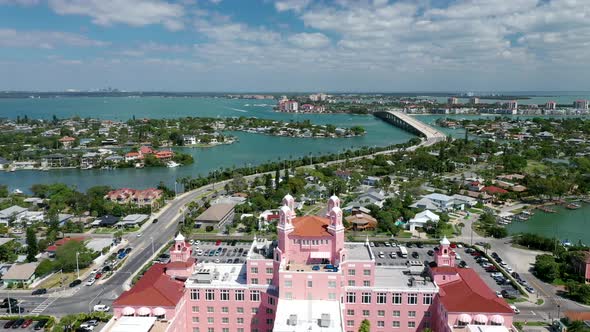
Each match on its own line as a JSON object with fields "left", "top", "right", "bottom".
{"left": 11, "top": 318, "right": 25, "bottom": 328}
{"left": 427, "top": 250, "right": 434, "bottom": 256}
{"left": 80, "top": 320, "right": 99, "bottom": 329}
{"left": 32, "top": 288, "right": 47, "bottom": 295}
{"left": 21, "top": 319, "right": 33, "bottom": 328}
{"left": 411, "top": 252, "right": 419, "bottom": 259}
{"left": 34, "top": 319, "right": 48, "bottom": 330}
{"left": 69, "top": 279, "right": 82, "bottom": 287}
{"left": 4, "top": 321, "right": 15, "bottom": 329}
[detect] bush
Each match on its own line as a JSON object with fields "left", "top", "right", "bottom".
{"left": 35, "top": 259, "right": 55, "bottom": 277}
{"left": 205, "top": 225, "right": 214, "bottom": 232}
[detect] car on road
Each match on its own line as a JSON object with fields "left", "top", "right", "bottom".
{"left": 86, "top": 278, "right": 96, "bottom": 286}
{"left": 32, "top": 288, "right": 47, "bottom": 295}
{"left": 214, "top": 259, "right": 220, "bottom": 263}
{"left": 136, "top": 233, "right": 142, "bottom": 237}
{"left": 6, "top": 306, "right": 24, "bottom": 314}
{"left": 369, "top": 242, "right": 375, "bottom": 247}
{"left": 1, "top": 298, "right": 18, "bottom": 308}
{"left": 152, "top": 218, "right": 158, "bottom": 223}
{"left": 495, "top": 291, "right": 503, "bottom": 298}
{"left": 525, "top": 286, "right": 535, "bottom": 293}
{"left": 509, "top": 305, "right": 520, "bottom": 314}
{"left": 33, "top": 319, "right": 48, "bottom": 330}
{"left": 21, "top": 319, "right": 33, "bottom": 328}
{"left": 69, "top": 279, "right": 82, "bottom": 287}
{"left": 125, "top": 247, "right": 132, "bottom": 254}
{"left": 95, "top": 273, "right": 103, "bottom": 279}
{"left": 93, "top": 304, "right": 110, "bottom": 312}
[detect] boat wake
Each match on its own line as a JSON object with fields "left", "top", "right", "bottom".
{"left": 226, "top": 107, "right": 248, "bottom": 113}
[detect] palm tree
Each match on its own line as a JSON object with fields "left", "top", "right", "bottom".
{"left": 483, "top": 242, "right": 491, "bottom": 254}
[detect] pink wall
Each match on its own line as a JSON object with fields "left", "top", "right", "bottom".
{"left": 278, "top": 270, "right": 343, "bottom": 301}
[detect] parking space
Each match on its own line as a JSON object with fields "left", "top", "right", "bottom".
{"left": 190, "top": 240, "right": 252, "bottom": 264}
{"left": 370, "top": 241, "right": 435, "bottom": 267}
{"left": 0, "top": 318, "right": 49, "bottom": 330}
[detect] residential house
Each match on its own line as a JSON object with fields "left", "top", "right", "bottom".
{"left": 42, "top": 154, "right": 69, "bottom": 168}
{"left": 411, "top": 193, "right": 455, "bottom": 212}
{"left": 105, "top": 188, "right": 163, "bottom": 208}
{"left": 345, "top": 189, "right": 387, "bottom": 209}
{"left": 0, "top": 156, "right": 11, "bottom": 169}
{"left": 344, "top": 208, "right": 377, "bottom": 231}
{"left": 481, "top": 186, "right": 509, "bottom": 197}
{"left": 104, "top": 155, "right": 124, "bottom": 164}
{"left": 195, "top": 203, "right": 236, "bottom": 228}
{"left": 154, "top": 150, "right": 174, "bottom": 161}
{"left": 408, "top": 210, "right": 440, "bottom": 231}
{"left": 81, "top": 152, "right": 100, "bottom": 169}
{"left": 91, "top": 215, "right": 120, "bottom": 228}
{"left": 124, "top": 152, "right": 142, "bottom": 162}
{"left": 467, "top": 181, "right": 484, "bottom": 192}
{"left": 119, "top": 214, "right": 149, "bottom": 228}
{"left": 362, "top": 176, "right": 380, "bottom": 186}
{"left": 2, "top": 262, "right": 39, "bottom": 286}
{"left": 58, "top": 136, "right": 76, "bottom": 149}
{"left": 182, "top": 135, "right": 198, "bottom": 145}
{"left": 335, "top": 170, "right": 352, "bottom": 181}
{"left": 45, "top": 237, "right": 86, "bottom": 255}
{"left": 0, "top": 205, "right": 28, "bottom": 225}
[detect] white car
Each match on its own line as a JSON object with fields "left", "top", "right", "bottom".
{"left": 509, "top": 305, "right": 520, "bottom": 314}
{"left": 136, "top": 233, "right": 142, "bottom": 237}
{"left": 86, "top": 278, "right": 96, "bottom": 286}
{"left": 495, "top": 291, "right": 503, "bottom": 298}
{"left": 93, "top": 304, "right": 110, "bottom": 312}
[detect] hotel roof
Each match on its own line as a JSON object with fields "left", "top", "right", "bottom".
{"left": 432, "top": 267, "right": 513, "bottom": 314}
{"left": 273, "top": 299, "right": 343, "bottom": 332}
{"left": 186, "top": 262, "right": 248, "bottom": 288}
{"left": 372, "top": 266, "right": 438, "bottom": 291}
{"left": 114, "top": 263, "right": 184, "bottom": 307}
{"left": 344, "top": 242, "right": 373, "bottom": 261}
{"left": 291, "top": 215, "right": 331, "bottom": 237}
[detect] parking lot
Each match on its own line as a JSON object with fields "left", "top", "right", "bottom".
{"left": 0, "top": 318, "right": 49, "bottom": 330}
{"left": 370, "top": 241, "right": 437, "bottom": 266}
{"left": 190, "top": 240, "right": 252, "bottom": 264}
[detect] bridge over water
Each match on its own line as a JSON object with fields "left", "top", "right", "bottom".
{"left": 374, "top": 110, "right": 446, "bottom": 145}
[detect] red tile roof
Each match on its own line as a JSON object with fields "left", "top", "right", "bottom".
{"left": 114, "top": 263, "right": 184, "bottom": 307}
{"left": 58, "top": 136, "right": 75, "bottom": 142}
{"left": 432, "top": 267, "right": 513, "bottom": 314}
{"left": 166, "top": 258, "right": 195, "bottom": 270}
{"left": 291, "top": 216, "right": 331, "bottom": 237}
{"left": 46, "top": 237, "right": 85, "bottom": 253}
{"left": 482, "top": 186, "right": 509, "bottom": 195}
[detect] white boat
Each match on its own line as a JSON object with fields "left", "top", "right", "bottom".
{"left": 12, "top": 189, "right": 23, "bottom": 195}
{"left": 167, "top": 161, "right": 180, "bottom": 168}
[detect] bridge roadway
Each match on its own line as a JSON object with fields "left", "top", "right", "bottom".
{"left": 374, "top": 110, "right": 446, "bottom": 142}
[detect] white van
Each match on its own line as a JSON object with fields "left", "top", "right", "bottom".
{"left": 93, "top": 304, "right": 110, "bottom": 312}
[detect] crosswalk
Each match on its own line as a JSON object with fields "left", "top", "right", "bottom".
{"left": 30, "top": 296, "right": 60, "bottom": 315}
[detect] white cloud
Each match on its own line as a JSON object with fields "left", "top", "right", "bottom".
{"left": 0, "top": 28, "right": 108, "bottom": 49}
{"left": 274, "top": 0, "right": 310, "bottom": 12}
{"left": 288, "top": 32, "right": 330, "bottom": 48}
{"left": 48, "top": 0, "right": 186, "bottom": 31}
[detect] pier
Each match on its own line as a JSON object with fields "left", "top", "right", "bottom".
{"left": 374, "top": 110, "right": 447, "bottom": 145}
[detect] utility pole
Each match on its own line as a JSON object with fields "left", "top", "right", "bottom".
{"left": 150, "top": 237, "right": 155, "bottom": 257}
{"left": 76, "top": 252, "right": 80, "bottom": 280}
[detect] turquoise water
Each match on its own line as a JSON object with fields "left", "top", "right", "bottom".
{"left": 506, "top": 205, "right": 590, "bottom": 244}
{"left": 0, "top": 97, "right": 413, "bottom": 192}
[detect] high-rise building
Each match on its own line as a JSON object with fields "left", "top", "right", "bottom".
{"left": 469, "top": 97, "right": 480, "bottom": 104}
{"left": 574, "top": 100, "right": 589, "bottom": 110}
{"left": 448, "top": 97, "right": 459, "bottom": 105}
{"left": 545, "top": 101, "right": 557, "bottom": 110}
{"left": 111, "top": 195, "right": 515, "bottom": 332}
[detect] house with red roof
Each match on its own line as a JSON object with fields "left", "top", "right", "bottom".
{"left": 482, "top": 186, "right": 509, "bottom": 196}
{"left": 104, "top": 188, "right": 163, "bottom": 208}
{"left": 58, "top": 136, "right": 76, "bottom": 149}
{"left": 45, "top": 236, "right": 86, "bottom": 254}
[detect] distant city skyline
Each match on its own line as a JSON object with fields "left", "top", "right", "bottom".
{"left": 0, "top": 0, "right": 589, "bottom": 91}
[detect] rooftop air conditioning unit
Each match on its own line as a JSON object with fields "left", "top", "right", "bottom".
{"left": 320, "top": 313, "right": 330, "bottom": 328}
{"left": 288, "top": 314, "right": 297, "bottom": 326}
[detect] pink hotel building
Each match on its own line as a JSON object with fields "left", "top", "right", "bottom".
{"left": 111, "top": 195, "right": 515, "bottom": 332}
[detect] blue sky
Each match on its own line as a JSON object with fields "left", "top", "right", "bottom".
{"left": 0, "top": 0, "right": 589, "bottom": 92}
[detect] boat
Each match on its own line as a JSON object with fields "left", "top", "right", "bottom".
{"left": 565, "top": 203, "right": 581, "bottom": 210}
{"left": 167, "top": 161, "right": 180, "bottom": 168}
{"left": 12, "top": 189, "right": 23, "bottom": 195}
{"left": 537, "top": 206, "right": 556, "bottom": 213}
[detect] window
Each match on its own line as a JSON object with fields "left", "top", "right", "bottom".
{"left": 285, "top": 280, "right": 292, "bottom": 288}
{"left": 363, "top": 269, "right": 371, "bottom": 276}
{"left": 307, "top": 280, "right": 313, "bottom": 288}
{"left": 235, "top": 290, "right": 244, "bottom": 301}
{"left": 207, "top": 328, "right": 214, "bottom": 332}
{"left": 192, "top": 306, "right": 199, "bottom": 313}
{"left": 423, "top": 293, "right": 433, "bottom": 305}
{"left": 377, "top": 293, "right": 387, "bottom": 304}
{"left": 363, "top": 280, "right": 370, "bottom": 287}
{"left": 285, "top": 292, "right": 292, "bottom": 300}
{"left": 222, "top": 317, "right": 229, "bottom": 324}
{"left": 348, "top": 280, "right": 355, "bottom": 286}
{"left": 393, "top": 310, "right": 400, "bottom": 317}
{"left": 207, "top": 307, "right": 214, "bottom": 313}
{"left": 252, "top": 307, "right": 258, "bottom": 314}
{"left": 392, "top": 321, "right": 400, "bottom": 328}
{"left": 192, "top": 317, "right": 199, "bottom": 323}
{"left": 207, "top": 317, "right": 214, "bottom": 324}
{"left": 328, "top": 293, "right": 336, "bottom": 300}
{"left": 409, "top": 311, "right": 416, "bottom": 317}
{"left": 251, "top": 278, "right": 259, "bottom": 285}
{"left": 266, "top": 267, "right": 273, "bottom": 274}
{"left": 362, "top": 310, "right": 370, "bottom": 317}
{"left": 266, "top": 279, "right": 273, "bottom": 285}
{"left": 424, "top": 322, "right": 431, "bottom": 329}
{"left": 392, "top": 293, "right": 402, "bottom": 304}
{"left": 408, "top": 293, "right": 418, "bottom": 305}
{"left": 193, "top": 328, "right": 200, "bottom": 332}
{"left": 220, "top": 289, "right": 229, "bottom": 301}
{"left": 377, "top": 310, "right": 385, "bottom": 317}
{"left": 268, "top": 297, "right": 275, "bottom": 305}
{"left": 347, "top": 320, "right": 354, "bottom": 327}
{"left": 346, "top": 292, "right": 356, "bottom": 303}
{"left": 361, "top": 292, "right": 371, "bottom": 304}
{"left": 237, "top": 318, "right": 244, "bottom": 324}
{"left": 237, "top": 329, "right": 244, "bottom": 332}
{"left": 348, "top": 269, "right": 356, "bottom": 276}
{"left": 251, "top": 290, "right": 260, "bottom": 302}
{"left": 328, "top": 280, "right": 336, "bottom": 288}
{"left": 237, "top": 307, "right": 244, "bottom": 314}
{"left": 251, "top": 267, "right": 258, "bottom": 274}
{"left": 377, "top": 321, "right": 385, "bottom": 328}
{"left": 408, "top": 322, "right": 416, "bottom": 328}
{"left": 190, "top": 289, "right": 199, "bottom": 300}
{"left": 347, "top": 309, "right": 355, "bottom": 316}
{"left": 222, "top": 329, "right": 229, "bottom": 332}
{"left": 205, "top": 289, "right": 215, "bottom": 301}
{"left": 266, "top": 319, "right": 273, "bottom": 325}
{"left": 221, "top": 307, "right": 229, "bottom": 313}
{"left": 266, "top": 308, "right": 274, "bottom": 314}
{"left": 424, "top": 311, "right": 431, "bottom": 318}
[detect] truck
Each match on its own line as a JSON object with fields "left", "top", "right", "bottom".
{"left": 398, "top": 246, "right": 408, "bottom": 258}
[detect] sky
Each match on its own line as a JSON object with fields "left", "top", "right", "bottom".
{"left": 0, "top": 0, "right": 589, "bottom": 92}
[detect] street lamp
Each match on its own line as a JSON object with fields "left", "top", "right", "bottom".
{"left": 150, "top": 237, "right": 155, "bottom": 257}
{"left": 76, "top": 252, "right": 80, "bottom": 280}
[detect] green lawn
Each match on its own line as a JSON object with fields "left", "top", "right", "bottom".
{"left": 525, "top": 160, "right": 549, "bottom": 174}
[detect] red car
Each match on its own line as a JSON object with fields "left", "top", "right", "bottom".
{"left": 21, "top": 319, "right": 33, "bottom": 328}
{"left": 215, "top": 240, "right": 221, "bottom": 246}
{"left": 94, "top": 273, "right": 102, "bottom": 279}
{"left": 450, "top": 243, "right": 457, "bottom": 248}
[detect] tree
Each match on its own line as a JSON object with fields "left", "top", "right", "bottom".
{"left": 533, "top": 254, "right": 560, "bottom": 282}
{"left": 358, "top": 319, "right": 370, "bottom": 332}
{"left": 482, "top": 242, "right": 491, "bottom": 254}
{"left": 26, "top": 227, "right": 38, "bottom": 262}
{"left": 275, "top": 168, "right": 280, "bottom": 190}
{"left": 54, "top": 240, "right": 94, "bottom": 273}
